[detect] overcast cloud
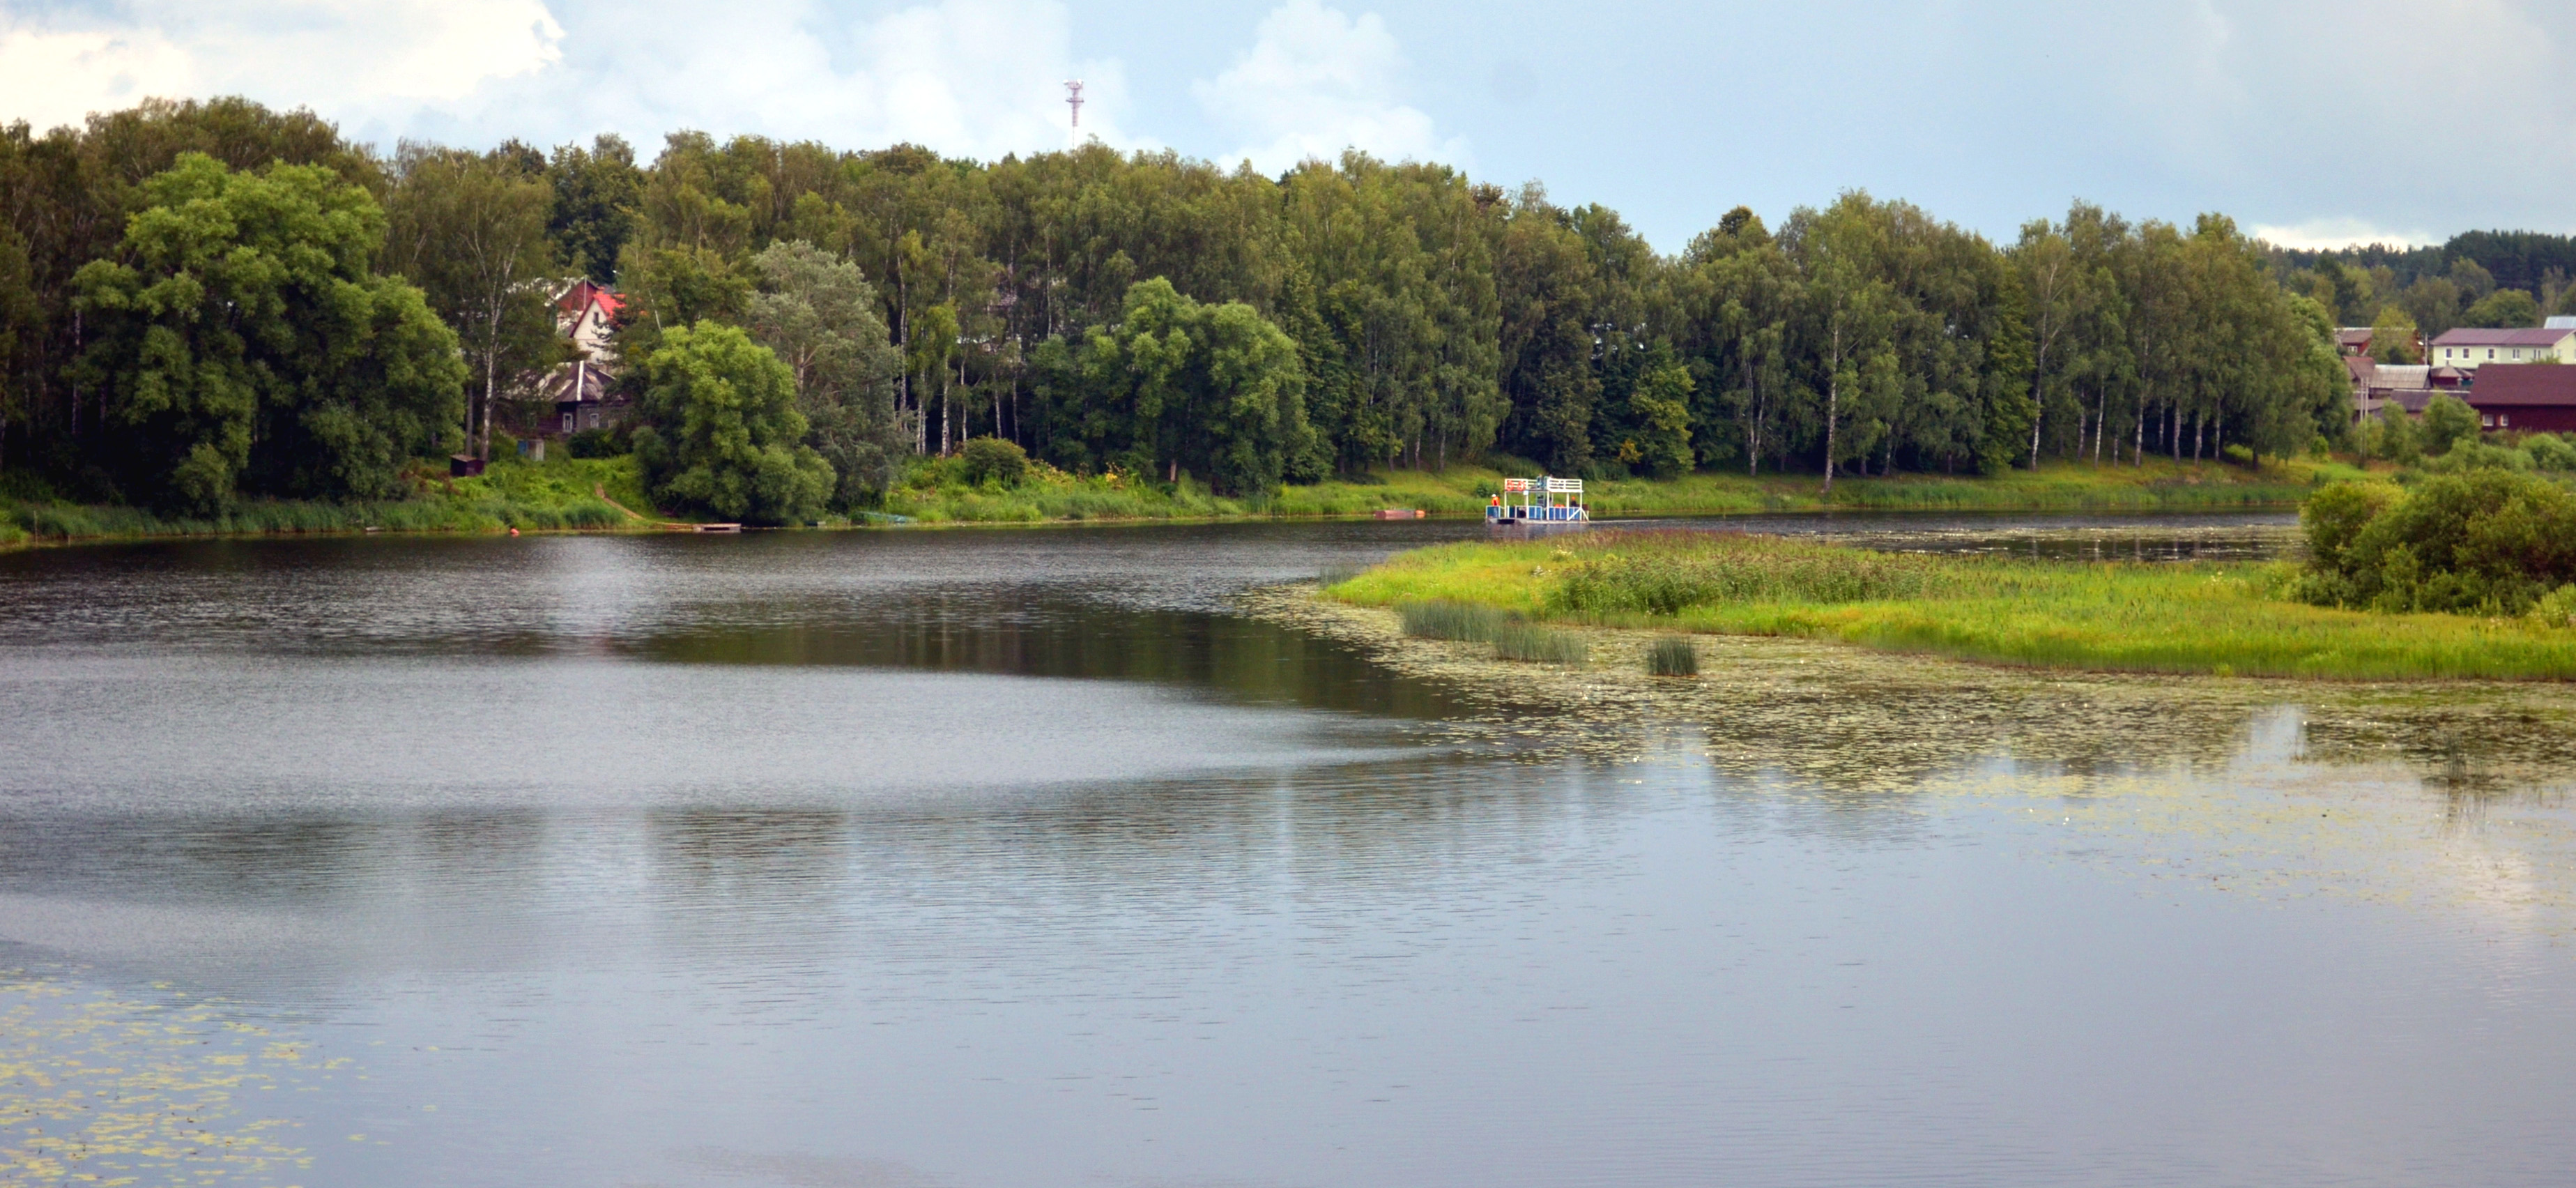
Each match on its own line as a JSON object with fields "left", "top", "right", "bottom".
{"left": 2, "top": 0, "right": 2568, "bottom": 251}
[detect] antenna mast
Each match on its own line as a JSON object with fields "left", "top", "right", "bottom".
{"left": 1064, "top": 79, "right": 1085, "bottom": 149}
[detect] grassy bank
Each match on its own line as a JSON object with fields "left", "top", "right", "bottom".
{"left": 1325, "top": 528, "right": 2576, "bottom": 680}
{"left": 3, "top": 451, "right": 2341, "bottom": 547}
{"left": 887, "top": 455, "right": 2348, "bottom": 524}
{"left": 2, "top": 453, "right": 653, "bottom": 547}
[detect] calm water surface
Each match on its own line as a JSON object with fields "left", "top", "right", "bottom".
{"left": 6, "top": 512, "right": 2574, "bottom": 1187}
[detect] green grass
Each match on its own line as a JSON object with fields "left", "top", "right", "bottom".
{"left": 882, "top": 455, "right": 2340, "bottom": 525}
{"left": 1326, "top": 528, "right": 2576, "bottom": 681}
{"left": 3, "top": 454, "right": 658, "bottom": 547}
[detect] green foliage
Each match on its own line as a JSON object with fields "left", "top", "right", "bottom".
{"left": 2523, "top": 433, "right": 2576, "bottom": 471}
{"left": 70, "top": 153, "right": 465, "bottom": 512}
{"left": 1033, "top": 278, "right": 1310, "bottom": 495}
{"left": 566, "top": 427, "right": 626, "bottom": 458}
{"left": 744, "top": 240, "right": 905, "bottom": 505}
{"left": 632, "top": 321, "right": 834, "bottom": 524}
{"left": 547, "top": 135, "right": 644, "bottom": 284}
{"left": 2460, "top": 288, "right": 2541, "bottom": 329}
{"left": 2367, "top": 305, "right": 2421, "bottom": 363}
{"left": 2297, "top": 472, "right": 2576, "bottom": 614}
{"left": 382, "top": 142, "right": 565, "bottom": 461}
{"left": 1644, "top": 637, "right": 1700, "bottom": 677}
{"left": 2420, "top": 393, "right": 2480, "bottom": 455}
{"left": 958, "top": 436, "right": 1030, "bottom": 487}
{"left": 1622, "top": 353, "right": 1696, "bottom": 478}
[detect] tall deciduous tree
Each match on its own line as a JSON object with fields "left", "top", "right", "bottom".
{"left": 745, "top": 241, "right": 906, "bottom": 506}
{"left": 70, "top": 153, "right": 463, "bottom": 511}
{"left": 632, "top": 321, "right": 834, "bottom": 524}
{"left": 383, "top": 142, "right": 563, "bottom": 461}
{"left": 1032, "top": 277, "right": 1308, "bottom": 495}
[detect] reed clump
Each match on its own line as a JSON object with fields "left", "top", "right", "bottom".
{"left": 1494, "top": 623, "right": 1588, "bottom": 666}
{"left": 1396, "top": 599, "right": 1512, "bottom": 642}
{"left": 1646, "top": 637, "right": 1699, "bottom": 677}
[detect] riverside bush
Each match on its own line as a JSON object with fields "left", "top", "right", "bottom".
{"left": 2525, "top": 434, "right": 2576, "bottom": 471}
{"left": 2297, "top": 472, "right": 2576, "bottom": 614}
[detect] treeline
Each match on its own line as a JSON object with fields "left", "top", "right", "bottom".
{"left": 2275, "top": 230, "right": 2576, "bottom": 354}
{"left": 3, "top": 98, "right": 2353, "bottom": 517}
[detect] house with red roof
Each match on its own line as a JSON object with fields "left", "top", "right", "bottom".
{"left": 536, "top": 279, "right": 632, "bottom": 438}
{"left": 2460, "top": 364, "right": 2576, "bottom": 434}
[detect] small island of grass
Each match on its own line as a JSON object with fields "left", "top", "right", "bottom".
{"left": 1324, "top": 472, "right": 2576, "bottom": 682}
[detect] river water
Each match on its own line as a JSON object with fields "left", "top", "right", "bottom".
{"left": 3, "top": 513, "right": 2573, "bottom": 1187}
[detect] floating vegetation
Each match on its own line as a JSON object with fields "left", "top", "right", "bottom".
{"left": 1493, "top": 623, "right": 1588, "bottom": 666}
{"left": 1646, "top": 636, "right": 1699, "bottom": 677}
{"left": 1396, "top": 599, "right": 1512, "bottom": 643}
{"left": 1, "top": 971, "right": 345, "bottom": 1184}
{"left": 1243, "top": 581, "right": 2576, "bottom": 924}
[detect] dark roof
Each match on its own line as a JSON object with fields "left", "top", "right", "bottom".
{"left": 2343, "top": 356, "right": 2375, "bottom": 384}
{"left": 2337, "top": 328, "right": 2374, "bottom": 347}
{"left": 2465, "top": 364, "right": 2576, "bottom": 406}
{"left": 2430, "top": 327, "right": 2573, "bottom": 348}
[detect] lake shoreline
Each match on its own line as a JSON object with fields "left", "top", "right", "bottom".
{"left": 1316, "top": 528, "right": 2576, "bottom": 683}
{"left": 3, "top": 455, "right": 2324, "bottom": 549}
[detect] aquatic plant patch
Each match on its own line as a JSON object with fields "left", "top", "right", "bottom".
{"left": 1328, "top": 529, "right": 2576, "bottom": 680}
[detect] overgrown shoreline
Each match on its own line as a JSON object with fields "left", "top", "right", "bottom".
{"left": 1322, "top": 527, "right": 2576, "bottom": 682}
{"left": 1, "top": 454, "right": 2329, "bottom": 549}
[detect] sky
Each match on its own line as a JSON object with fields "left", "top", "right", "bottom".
{"left": 3, "top": 0, "right": 2570, "bottom": 254}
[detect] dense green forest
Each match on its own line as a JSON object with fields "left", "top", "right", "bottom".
{"left": 3, "top": 98, "right": 2561, "bottom": 522}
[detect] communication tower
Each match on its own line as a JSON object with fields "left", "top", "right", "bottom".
{"left": 1064, "top": 79, "right": 1085, "bottom": 148}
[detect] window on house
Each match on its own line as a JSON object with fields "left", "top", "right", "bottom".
{"left": 562, "top": 412, "right": 574, "bottom": 432}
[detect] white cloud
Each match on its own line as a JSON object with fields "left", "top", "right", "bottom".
{"left": 1192, "top": 0, "right": 1464, "bottom": 172}
{"left": 2248, "top": 218, "right": 2439, "bottom": 252}
{"left": 0, "top": 0, "right": 1126, "bottom": 162}
{"left": 0, "top": 1, "right": 562, "bottom": 132}
{"left": 0, "top": 26, "right": 197, "bottom": 131}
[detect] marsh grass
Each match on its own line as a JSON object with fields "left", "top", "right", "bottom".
{"left": 1646, "top": 637, "right": 1700, "bottom": 677}
{"left": 1330, "top": 528, "right": 2576, "bottom": 680}
{"left": 1494, "top": 623, "right": 1588, "bottom": 666}
{"left": 1397, "top": 599, "right": 1512, "bottom": 642}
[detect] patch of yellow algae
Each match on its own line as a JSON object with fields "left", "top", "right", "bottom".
{"left": 1, "top": 972, "right": 341, "bottom": 1185}
{"left": 1245, "top": 584, "right": 2576, "bottom": 927}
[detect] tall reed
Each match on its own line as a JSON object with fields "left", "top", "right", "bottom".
{"left": 1494, "top": 623, "right": 1588, "bottom": 666}
{"left": 1646, "top": 637, "right": 1699, "bottom": 676}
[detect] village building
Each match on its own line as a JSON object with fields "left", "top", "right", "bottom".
{"left": 536, "top": 279, "right": 632, "bottom": 437}
{"left": 2426, "top": 326, "right": 2576, "bottom": 373}
{"left": 2345, "top": 357, "right": 2439, "bottom": 420}
{"left": 2460, "top": 364, "right": 2576, "bottom": 434}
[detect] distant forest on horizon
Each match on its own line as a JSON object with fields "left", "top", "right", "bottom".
{"left": 4, "top": 98, "right": 2572, "bottom": 513}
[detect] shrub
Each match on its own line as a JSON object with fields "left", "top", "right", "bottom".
{"left": 1494, "top": 623, "right": 1587, "bottom": 666}
{"left": 960, "top": 436, "right": 1030, "bottom": 487}
{"left": 1397, "top": 600, "right": 1510, "bottom": 641}
{"left": 1646, "top": 637, "right": 1700, "bottom": 677}
{"left": 2297, "top": 471, "right": 2576, "bottom": 614}
{"left": 2419, "top": 441, "right": 2533, "bottom": 473}
{"left": 2529, "top": 584, "right": 2576, "bottom": 629}
{"left": 567, "top": 427, "right": 627, "bottom": 458}
{"left": 2221, "top": 443, "right": 2255, "bottom": 466}
{"left": 2421, "top": 394, "right": 2480, "bottom": 455}
{"left": 2524, "top": 434, "right": 2576, "bottom": 471}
